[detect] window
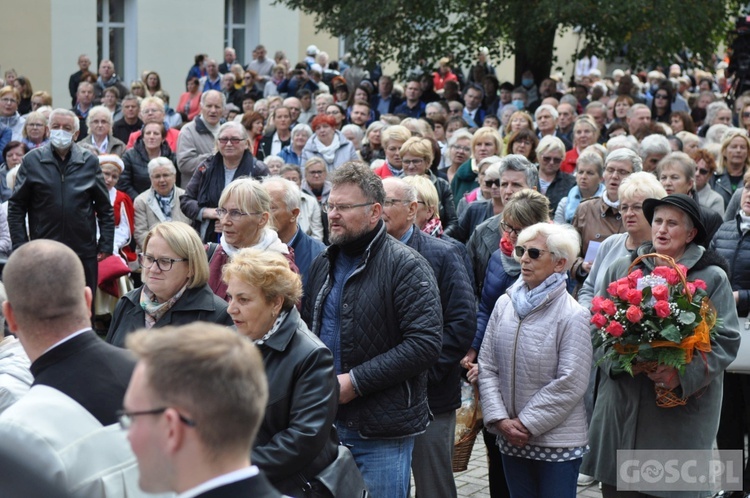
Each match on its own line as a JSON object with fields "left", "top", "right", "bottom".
{"left": 225, "top": 0, "right": 247, "bottom": 65}
{"left": 97, "top": 0, "right": 125, "bottom": 71}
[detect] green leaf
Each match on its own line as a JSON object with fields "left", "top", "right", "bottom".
{"left": 677, "top": 311, "right": 696, "bottom": 325}
{"left": 659, "top": 324, "right": 683, "bottom": 343}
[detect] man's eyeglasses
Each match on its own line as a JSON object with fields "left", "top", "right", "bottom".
{"left": 383, "top": 198, "right": 410, "bottom": 207}
{"left": 322, "top": 202, "right": 373, "bottom": 213}
{"left": 218, "top": 137, "right": 244, "bottom": 145}
{"left": 484, "top": 179, "right": 500, "bottom": 188}
{"left": 117, "top": 408, "right": 196, "bottom": 430}
{"left": 514, "top": 246, "right": 548, "bottom": 259}
{"left": 138, "top": 254, "right": 188, "bottom": 272}
{"left": 541, "top": 156, "right": 562, "bottom": 165}
{"left": 500, "top": 222, "right": 523, "bottom": 236}
{"left": 216, "top": 208, "right": 260, "bottom": 221}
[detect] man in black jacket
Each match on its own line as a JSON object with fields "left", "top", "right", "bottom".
{"left": 8, "top": 108, "right": 114, "bottom": 297}
{"left": 302, "top": 162, "right": 442, "bottom": 498}
{"left": 382, "top": 177, "right": 475, "bottom": 498}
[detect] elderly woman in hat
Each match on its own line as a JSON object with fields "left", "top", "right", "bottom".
{"left": 582, "top": 194, "right": 741, "bottom": 497}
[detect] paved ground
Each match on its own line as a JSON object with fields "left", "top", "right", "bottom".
{"left": 430, "top": 436, "right": 603, "bottom": 497}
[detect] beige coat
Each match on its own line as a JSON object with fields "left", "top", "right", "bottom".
{"left": 133, "top": 187, "right": 191, "bottom": 250}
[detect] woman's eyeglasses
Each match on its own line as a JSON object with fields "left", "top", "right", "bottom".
{"left": 514, "top": 246, "right": 548, "bottom": 259}
{"left": 138, "top": 254, "right": 187, "bottom": 271}
{"left": 484, "top": 179, "right": 500, "bottom": 187}
{"left": 501, "top": 222, "right": 523, "bottom": 236}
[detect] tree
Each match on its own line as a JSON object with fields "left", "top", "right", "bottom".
{"left": 276, "top": 0, "right": 742, "bottom": 84}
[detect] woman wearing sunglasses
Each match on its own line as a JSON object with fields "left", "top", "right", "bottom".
{"left": 106, "top": 221, "right": 232, "bottom": 347}
{"left": 477, "top": 222, "right": 591, "bottom": 498}
{"left": 690, "top": 149, "right": 724, "bottom": 217}
{"left": 535, "top": 135, "right": 575, "bottom": 217}
{"left": 180, "top": 121, "right": 269, "bottom": 243}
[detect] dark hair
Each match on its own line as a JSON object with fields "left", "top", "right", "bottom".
{"left": 142, "top": 121, "right": 167, "bottom": 139}
{"left": 669, "top": 111, "right": 696, "bottom": 134}
{"left": 194, "top": 54, "right": 206, "bottom": 66}
{"left": 606, "top": 121, "right": 629, "bottom": 139}
{"left": 650, "top": 81, "right": 675, "bottom": 120}
{"left": 446, "top": 116, "right": 469, "bottom": 130}
{"left": 499, "top": 81, "right": 515, "bottom": 92}
{"left": 507, "top": 128, "right": 539, "bottom": 162}
{"left": 296, "top": 88, "right": 313, "bottom": 100}
{"left": 3, "top": 141, "right": 28, "bottom": 164}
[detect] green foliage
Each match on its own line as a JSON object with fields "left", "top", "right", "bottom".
{"left": 275, "top": 0, "right": 742, "bottom": 79}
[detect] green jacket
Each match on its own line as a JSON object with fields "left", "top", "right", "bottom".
{"left": 450, "top": 159, "right": 477, "bottom": 208}
{"left": 581, "top": 243, "right": 740, "bottom": 498}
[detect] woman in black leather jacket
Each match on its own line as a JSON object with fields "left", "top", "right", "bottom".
{"left": 223, "top": 248, "right": 340, "bottom": 497}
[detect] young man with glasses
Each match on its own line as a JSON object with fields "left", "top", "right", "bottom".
{"left": 121, "top": 322, "right": 282, "bottom": 497}
{"left": 0, "top": 240, "right": 139, "bottom": 495}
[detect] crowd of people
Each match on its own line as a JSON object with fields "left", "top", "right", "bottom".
{"left": 0, "top": 43, "right": 748, "bottom": 498}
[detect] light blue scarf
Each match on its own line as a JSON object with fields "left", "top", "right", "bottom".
{"left": 564, "top": 183, "right": 605, "bottom": 223}
{"left": 510, "top": 272, "right": 566, "bottom": 319}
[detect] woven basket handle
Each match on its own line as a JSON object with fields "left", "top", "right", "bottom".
{"left": 627, "top": 252, "right": 692, "bottom": 301}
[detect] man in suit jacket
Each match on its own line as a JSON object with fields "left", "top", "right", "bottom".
{"left": 123, "top": 322, "right": 282, "bottom": 498}
{"left": 0, "top": 239, "right": 142, "bottom": 497}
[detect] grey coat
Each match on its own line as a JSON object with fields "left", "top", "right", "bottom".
{"left": 581, "top": 243, "right": 741, "bottom": 497}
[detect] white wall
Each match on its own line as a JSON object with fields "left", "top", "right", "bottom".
{"left": 136, "top": 0, "right": 225, "bottom": 105}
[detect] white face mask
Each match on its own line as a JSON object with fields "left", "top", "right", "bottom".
{"left": 49, "top": 129, "right": 74, "bottom": 149}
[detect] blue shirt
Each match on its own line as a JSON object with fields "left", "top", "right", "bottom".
{"left": 319, "top": 252, "right": 361, "bottom": 374}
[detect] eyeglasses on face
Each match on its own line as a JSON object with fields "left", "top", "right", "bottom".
{"left": 0, "top": 98, "right": 17, "bottom": 105}
{"left": 697, "top": 168, "right": 710, "bottom": 175}
{"left": 307, "top": 170, "right": 325, "bottom": 176}
{"left": 654, "top": 94, "right": 669, "bottom": 100}
{"left": 500, "top": 222, "right": 523, "bottom": 236}
{"left": 218, "top": 137, "right": 244, "bottom": 145}
{"left": 138, "top": 254, "right": 188, "bottom": 272}
{"left": 484, "top": 179, "right": 500, "bottom": 188}
{"left": 383, "top": 198, "right": 410, "bottom": 207}
{"left": 322, "top": 202, "right": 373, "bottom": 213}
{"left": 451, "top": 145, "right": 471, "bottom": 153}
{"left": 514, "top": 246, "right": 548, "bottom": 259}
{"left": 401, "top": 159, "right": 424, "bottom": 166}
{"left": 215, "top": 208, "right": 260, "bottom": 221}
{"left": 117, "top": 407, "right": 196, "bottom": 430}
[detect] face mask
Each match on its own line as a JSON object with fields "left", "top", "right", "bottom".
{"left": 649, "top": 84, "right": 659, "bottom": 95}
{"left": 522, "top": 78, "right": 534, "bottom": 88}
{"left": 512, "top": 100, "right": 525, "bottom": 111}
{"left": 49, "top": 129, "right": 74, "bottom": 149}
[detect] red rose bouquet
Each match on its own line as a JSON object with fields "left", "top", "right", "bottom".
{"left": 591, "top": 253, "right": 717, "bottom": 407}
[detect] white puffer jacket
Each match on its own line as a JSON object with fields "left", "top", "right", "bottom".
{"left": 478, "top": 279, "right": 592, "bottom": 448}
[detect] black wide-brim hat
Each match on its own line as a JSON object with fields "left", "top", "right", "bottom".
{"left": 642, "top": 194, "right": 708, "bottom": 247}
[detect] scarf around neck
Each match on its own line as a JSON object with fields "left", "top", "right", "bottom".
{"left": 154, "top": 189, "right": 174, "bottom": 219}
{"left": 422, "top": 217, "right": 443, "bottom": 237}
{"left": 140, "top": 283, "right": 188, "bottom": 328}
{"left": 0, "top": 113, "right": 20, "bottom": 130}
{"left": 219, "top": 228, "right": 290, "bottom": 258}
{"left": 314, "top": 133, "right": 340, "bottom": 165}
{"left": 509, "top": 272, "right": 566, "bottom": 319}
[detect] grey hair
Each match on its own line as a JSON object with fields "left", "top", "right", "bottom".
{"left": 606, "top": 135, "right": 640, "bottom": 154}
{"left": 639, "top": 134, "right": 671, "bottom": 160}
{"left": 363, "top": 121, "right": 387, "bottom": 146}
{"left": 606, "top": 147, "right": 643, "bottom": 173}
{"left": 626, "top": 103, "right": 650, "bottom": 119}
{"left": 262, "top": 176, "right": 301, "bottom": 211}
{"left": 49, "top": 108, "right": 80, "bottom": 133}
{"left": 447, "top": 128, "right": 474, "bottom": 147}
{"left": 382, "top": 177, "right": 418, "bottom": 203}
{"left": 705, "top": 101, "right": 729, "bottom": 126}
{"left": 315, "top": 93, "right": 334, "bottom": 106}
{"left": 577, "top": 149, "right": 604, "bottom": 176}
{"left": 559, "top": 94, "right": 578, "bottom": 110}
{"left": 425, "top": 102, "right": 445, "bottom": 115}
{"left": 705, "top": 124, "right": 729, "bottom": 145}
{"left": 536, "top": 135, "right": 565, "bottom": 158}
{"left": 217, "top": 121, "right": 248, "bottom": 141}
{"left": 200, "top": 89, "right": 226, "bottom": 108}
{"left": 291, "top": 123, "right": 312, "bottom": 139}
{"left": 618, "top": 171, "right": 667, "bottom": 201}
{"left": 656, "top": 151, "right": 696, "bottom": 182}
{"left": 534, "top": 104, "right": 559, "bottom": 121}
{"left": 342, "top": 124, "right": 364, "bottom": 144}
{"left": 148, "top": 157, "right": 177, "bottom": 176}
{"left": 264, "top": 155, "right": 284, "bottom": 167}
{"left": 498, "top": 154, "right": 538, "bottom": 188}
{"left": 330, "top": 161, "right": 385, "bottom": 205}
{"left": 515, "top": 222, "right": 580, "bottom": 272}
{"left": 86, "top": 105, "right": 113, "bottom": 128}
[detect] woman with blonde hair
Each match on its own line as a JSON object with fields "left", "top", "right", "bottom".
{"left": 222, "top": 248, "right": 345, "bottom": 497}
{"left": 106, "top": 221, "right": 232, "bottom": 347}
{"left": 399, "top": 136, "right": 458, "bottom": 233}
{"left": 372, "top": 124, "right": 412, "bottom": 178}
{"left": 713, "top": 129, "right": 750, "bottom": 208}
{"left": 205, "top": 178, "right": 296, "bottom": 301}
{"left": 451, "top": 126, "right": 503, "bottom": 203}
{"left": 561, "top": 115, "right": 600, "bottom": 174}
